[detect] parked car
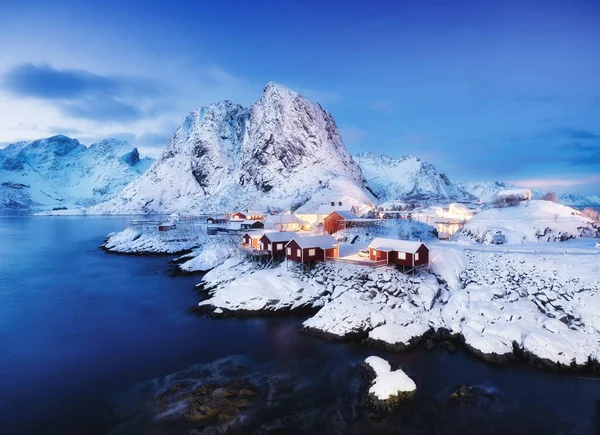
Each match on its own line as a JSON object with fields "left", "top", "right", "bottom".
{"left": 492, "top": 231, "right": 506, "bottom": 245}
{"left": 358, "top": 249, "right": 370, "bottom": 258}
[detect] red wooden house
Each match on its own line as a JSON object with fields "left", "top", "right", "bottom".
{"left": 232, "top": 212, "right": 247, "bottom": 221}
{"left": 259, "top": 232, "right": 296, "bottom": 257}
{"left": 367, "top": 238, "right": 429, "bottom": 267}
{"left": 285, "top": 235, "right": 339, "bottom": 263}
{"left": 323, "top": 210, "right": 358, "bottom": 233}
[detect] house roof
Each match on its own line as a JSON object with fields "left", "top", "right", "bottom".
{"left": 242, "top": 229, "right": 277, "bottom": 239}
{"left": 287, "top": 235, "right": 338, "bottom": 249}
{"left": 262, "top": 231, "right": 297, "bottom": 242}
{"left": 242, "top": 219, "right": 262, "bottom": 225}
{"left": 328, "top": 210, "right": 358, "bottom": 220}
{"left": 368, "top": 238, "right": 425, "bottom": 253}
{"left": 264, "top": 214, "right": 301, "bottom": 225}
{"left": 313, "top": 204, "right": 353, "bottom": 215}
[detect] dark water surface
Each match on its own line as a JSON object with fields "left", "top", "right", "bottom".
{"left": 1, "top": 216, "right": 599, "bottom": 434}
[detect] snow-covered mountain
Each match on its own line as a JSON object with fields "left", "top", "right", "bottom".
{"left": 460, "top": 181, "right": 600, "bottom": 206}
{"left": 0, "top": 135, "right": 153, "bottom": 212}
{"left": 91, "top": 83, "right": 373, "bottom": 214}
{"left": 355, "top": 152, "right": 475, "bottom": 203}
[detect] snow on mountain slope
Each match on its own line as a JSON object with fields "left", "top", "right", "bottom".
{"left": 355, "top": 152, "right": 474, "bottom": 203}
{"left": 91, "top": 83, "right": 372, "bottom": 215}
{"left": 460, "top": 181, "right": 600, "bottom": 206}
{"left": 459, "top": 200, "right": 599, "bottom": 244}
{"left": 0, "top": 135, "right": 153, "bottom": 211}
{"left": 458, "top": 181, "right": 521, "bottom": 204}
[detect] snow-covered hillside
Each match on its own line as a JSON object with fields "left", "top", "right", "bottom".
{"left": 90, "top": 83, "right": 372, "bottom": 214}
{"left": 0, "top": 135, "right": 153, "bottom": 212}
{"left": 460, "top": 181, "right": 600, "bottom": 206}
{"left": 355, "top": 152, "right": 474, "bottom": 203}
{"left": 459, "top": 200, "right": 599, "bottom": 244}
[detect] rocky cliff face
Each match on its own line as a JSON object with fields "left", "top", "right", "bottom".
{"left": 0, "top": 135, "right": 153, "bottom": 211}
{"left": 91, "top": 83, "right": 371, "bottom": 214}
{"left": 355, "top": 152, "right": 474, "bottom": 203}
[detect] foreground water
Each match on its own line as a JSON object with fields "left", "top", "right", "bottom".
{"left": 0, "top": 216, "right": 599, "bottom": 434}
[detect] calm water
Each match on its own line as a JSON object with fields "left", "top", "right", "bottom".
{"left": 0, "top": 216, "right": 599, "bottom": 434}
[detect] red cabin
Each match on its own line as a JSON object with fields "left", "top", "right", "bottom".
{"left": 323, "top": 210, "right": 358, "bottom": 233}
{"left": 285, "top": 235, "right": 339, "bottom": 263}
{"left": 259, "top": 232, "right": 296, "bottom": 257}
{"left": 367, "top": 238, "right": 429, "bottom": 267}
{"left": 231, "top": 212, "right": 247, "bottom": 221}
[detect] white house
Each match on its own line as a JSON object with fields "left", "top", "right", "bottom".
{"left": 264, "top": 213, "right": 303, "bottom": 231}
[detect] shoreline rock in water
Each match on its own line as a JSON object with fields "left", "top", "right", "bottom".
{"left": 362, "top": 356, "right": 416, "bottom": 418}
{"left": 194, "top": 245, "right": 600, "bottom": 374}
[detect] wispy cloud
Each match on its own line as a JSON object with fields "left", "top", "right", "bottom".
{"left": 339, "top": 126, "right": 368, "bottom": 146}
{"left": 508, "top": 174, "right": 600, "bottom": 189}
{"left": 368, "top": 100, "right": 395, "bottom": 113}
{"left": 545, "top": 127, "right": 600, "bottom": 140}
{"left": 2, "top": 63, "right": 166, "bottom": 122}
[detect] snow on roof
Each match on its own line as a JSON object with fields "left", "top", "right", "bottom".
{"left": 368, "top": 237, "right": 425, "bottom": 253}
{"left": 242, "top": 219, "right": 262, "bottom": 225}
{"left": 287, "top": 235, "right": 338, "bottom": 249}
{"left": 264, "top": 214, "right": 301, "bottom": 224}
{"left": 313, "top": 204, "right": 353, "bottom": 215}
{"left": 329, "top": 210, "right": 358, "bottom": 219}
{"left": 242, "top": 229, "right": 277, "bottom": 239}
{"left": 262, "top": 231, "right": 297, "bottom": 242}
{"left": 227, "top": 221, "right": 243, "bottom": 230}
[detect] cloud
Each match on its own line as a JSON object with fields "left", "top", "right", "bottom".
{"left": 339, "top": 126, "right": 368, "bottom": 146}
{"left": 136, "top": 131, "right": 172, "bottom": 148}
{"left": 546, "top": 127, "right": 600, "bottom": 140}
{"left": 2, "top": 63, "right": 166, "bottom": 121}
{"left": 508, "top": 174, "right": 600, "bottom": 189}
{"left": 368, "top": 100, "right": 395, "bottom": 113}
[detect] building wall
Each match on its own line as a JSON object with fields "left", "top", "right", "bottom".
{"left": 285, "top": 240, "right": 326, "bottom": 263}
{"left": 260, "top": 235, "right": 290, "bottom": 256}
{"left": 324, "top": 212, "right": 344, "bottom": 234}
{"left": 242, "top": 234, "right": 251, "bottom": 245}
{"left": 232, "top": 213, "right": 246, "bottom": 220}
{"left": 369, "top": 248, "right": 388, "bottom": 262}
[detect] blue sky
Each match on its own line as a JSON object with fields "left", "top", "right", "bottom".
{"left": 0, "top": 0, "right": 599, "bottom": 194}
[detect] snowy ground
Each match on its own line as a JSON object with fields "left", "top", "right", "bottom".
{"left": 103, "top": 222, "right": 206, "bottom": 254}
{"left": 459, "top": 200, "right": 599, "bottom": 244}
{"left": 197, "top": 242, "right": 600, "bottom": 370}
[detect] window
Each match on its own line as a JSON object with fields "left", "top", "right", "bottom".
{"left": 339, "top": 201, "right": 342, "bottom": 206}
{"left": 331, "top": 201, "right": 335, "bottom": 206}
{"left": 287, "top": 247, "right": 291, "bottom": 255}
{"left": 415, "top": 253, "right": 420, "bottom": 261}
{"left": 268, "top": 244, "right": 272, "bottom": 251}
{"left": 398, "top": 252, "right": 406, "bottom": 260}
{"left": 276, "top": 243, "right": 282, "bottom": 250}
{"left": 297, "top": 249, "right": 301, "bottom": 257}
{"left": 309, "top": 249, "right": 316, "bottom": 256}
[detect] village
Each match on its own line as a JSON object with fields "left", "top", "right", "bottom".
{"left": 175, "top": 200, "right": 436, "bottom": 273}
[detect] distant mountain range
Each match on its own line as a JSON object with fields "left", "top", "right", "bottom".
{"left": 355, "top": 152, "right": 474, "bottom": 203}
{"left": 459, "top": 181, "right": 600, "bottom": 206}
{"left": 1, "top": 84, "right": 597, "bottom": 214}
{"left": 0, "top": 135, "right": 153, "bottom": 211}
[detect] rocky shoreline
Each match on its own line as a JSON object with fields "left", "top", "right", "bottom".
{"left": 192, "top": 247, "right": 600, "bottom": 374}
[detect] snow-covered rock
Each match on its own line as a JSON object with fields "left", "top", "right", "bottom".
{"left": 90, "top": 83, "right": 373, "bottom": 215}
{"left": 178, "top": 236, "right": 239, "bottom": 272}
{"left": 355, "top": 152, "right": 474, "bottom": 203}
{"left": 364, "top": 356, "right": 416, "bottom": 400}
{"left": 103, "top": 222, "right": 205, "bottom": 254}
{"left": 459, "top": 200, "right": 599, "bottom": 244}
{"left": 0, "top": 135, "right": 153, "bottom": 212}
